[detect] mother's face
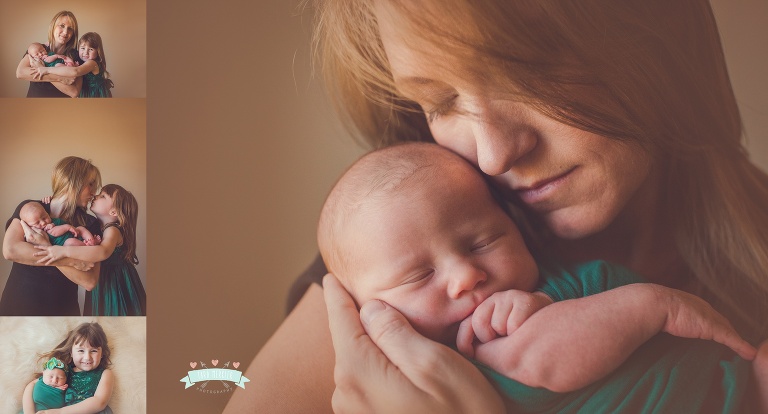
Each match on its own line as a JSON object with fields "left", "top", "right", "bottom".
{"left": 375, "top": 2, "right": 654, "bottom": 240}
{"left": 52, "top": 16, "right": 75, "bottom": 48}
{"left": 76, "top": 173, "right": 99, "bottom": 209}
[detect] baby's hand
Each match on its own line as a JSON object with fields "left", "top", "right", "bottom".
{"left": 457, "top": 290, "right": 552, "bottom": 358}
{"left": 43, "top": 223, "right": 54, "bottom": 232}
{"left": 67, "top": 226, "right": 79, "bottom": 237}
{"left": 54, "top": 383, "right": 68, "bottom": 391}
{"left": 658, "top": 286, "right": 756, "bottom": 360}
{"left": 83, "top": 237, "right": 96, "bottom": 246}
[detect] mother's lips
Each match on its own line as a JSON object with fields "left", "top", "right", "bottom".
{"left": 513, "top": 167, "right": 576, "bottom": 204}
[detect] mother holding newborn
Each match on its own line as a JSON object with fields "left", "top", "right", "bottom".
{"left": 225, "top": 0, "right": 768, "bottom": 412}
{"left": 1, "top": 157, "right": 101, "bottom": 316}
{"left": 16, "top": 11, "right": 82, "bottom": 98}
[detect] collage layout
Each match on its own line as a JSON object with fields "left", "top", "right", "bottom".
{"left": 1, "top": 2, "right": 147, "bottom": 413}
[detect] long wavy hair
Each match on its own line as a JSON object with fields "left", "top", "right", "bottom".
{"left": 101, "top": 184, "right": 139, "bottom": 264}
{"left": 47, "top": 11, "right": 78, "bottom": 55}
{"left": 50, "top": 156, "right": 102, "bottom": 228}
{"left": 312, "top": 0, "right": 768, "bottom": 340}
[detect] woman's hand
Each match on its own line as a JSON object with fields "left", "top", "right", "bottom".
{"left": 31, "top": 66, "right": 49, "bottom": 80}
{"left": 323, "top": 274, "right": 505, "bottom": 414}
{"left": 33, "top": 245, "right": 67, "bottom": 265}
{"left": 19, "top": 220, "right": 50, "bottom": 246}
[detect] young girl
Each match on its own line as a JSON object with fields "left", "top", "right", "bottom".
{"left": 31, "top": 32, "right": 114, "bottom": 98}
{"left": 34, "top": 184, "right": 147, "bottom": 316}
{"left": 21, "top": 322, "right": 114, "bottom": 414}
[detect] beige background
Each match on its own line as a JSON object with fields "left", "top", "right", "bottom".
{"left": 145, "top": 0, "right": 767, "bottom": 412}
{"left": 0, "top": 0, "right": 146, "bottom": 98}
{"left": 0, "top": 99, "right": 147, "bottom": 314}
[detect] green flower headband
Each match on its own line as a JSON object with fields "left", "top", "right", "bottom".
{"left": 43, "top": 357, "right": 67, "bottom": 372}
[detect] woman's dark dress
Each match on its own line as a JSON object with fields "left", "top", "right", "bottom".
{"left": 0, "top": 200, "right": 101, "bottom": 315}
{"left": 24, "top": 45, "right": 79, "bottom": 98}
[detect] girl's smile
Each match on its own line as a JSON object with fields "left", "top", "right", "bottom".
{"left": 71, "top": 340, "right": 102, "bottom": 372}
{"left": 79, "top": 43, "right": 98, "bottom": 61}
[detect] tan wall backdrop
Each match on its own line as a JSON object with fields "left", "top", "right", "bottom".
{"left": 0, "top": 0, "right": 146, "bottom": 97}
{"left": 0, "top": 99, "right": 147, "bottom": 313}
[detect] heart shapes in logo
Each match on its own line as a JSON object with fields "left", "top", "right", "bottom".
{"left": 190, "top": 362, "right": 197, "bottom": 369}
{"left": 233, "top": 362, "right": 240, "bottom": 369}
{"left": 212, "top": 359, "right": 219, "bottom": 366}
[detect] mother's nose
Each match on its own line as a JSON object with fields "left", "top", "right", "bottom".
{"left": 471, "top": 110, "right": 538, "bottom": 176}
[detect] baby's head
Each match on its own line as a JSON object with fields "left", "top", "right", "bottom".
{"left": 19, "top": 202, "right": 52, "bottom": 229}
{"left": 41, "top": 357, "right": 67, "bottom": 387}
{"left": 318, "top": 143, "right": 538, "bottom": 344}
{"left": 28, "top": 43, "right": 47, "bottom": 59}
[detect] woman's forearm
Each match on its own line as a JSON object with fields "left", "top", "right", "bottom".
{"left": 57, "top": 262, "right": 100, "bottom": 291}
{"left": 223, "top": 285, "right": 336, "bottom": 413}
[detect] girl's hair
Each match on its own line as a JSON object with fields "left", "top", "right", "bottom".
{"left": 51, "top": 156, "right": 102, "bottom": 227}
{"left": 101, "top": 184, "right": 139, "bottom": 264}
{"left": 313, "top": 0, "right": 768, "bottom": 340}
{"left": 78, "top": 32, "right": 110, "bottom": 79}
{"left": 47, "top": 11, "right": 78, "bottom": 55}
{"left": 40, "top": 322, "right": 112, "bottom": 371}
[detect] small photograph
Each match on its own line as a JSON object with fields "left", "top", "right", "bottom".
{"left": 0, "top": 100, "right": 146, "bottom": 316}
{"left": 0, "top": 1, "right": 146, "bottom": 98}
{"left": 0, "top": 317, "right": 146, "bottom": 414}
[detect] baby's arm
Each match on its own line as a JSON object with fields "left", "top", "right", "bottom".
{"left": 46, "top": 224, "right": 78, "bottom": 238}
{"left": 463, "top": 283, "right": 755, "bottom": 392}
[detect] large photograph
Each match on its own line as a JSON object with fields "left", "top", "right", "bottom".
{"left": 144, "top": 0, "right": 768, "bottom": 412}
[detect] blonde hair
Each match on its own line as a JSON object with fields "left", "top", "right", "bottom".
{"left": 51, "top": 156, "right": 102, "bottom": 227}
{"left": 40, "top": 322, "right": 112, "bottom": 371}
{"left": 313, "top": 0, "right": 768, "bottom": 340}
{"left": 47, "top": 11, "right": 78, "bottom": 55}
{"left": 101, "top": 184, "right": 139, "bottom": 264}
{"left": 79, "top": 32, "right": 110, "bottom": 79}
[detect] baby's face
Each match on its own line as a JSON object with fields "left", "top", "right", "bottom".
{"left": 42, "top": 368, "right": 67, "bottom": 387}
{"left": 20, "top": 205, "right": 52, "bottom": 229}
{"left": 28, "top": 44, "right": 46, "bottom": 59}
{"left": 340, "top": 169, "right": 538, "bottom": 345}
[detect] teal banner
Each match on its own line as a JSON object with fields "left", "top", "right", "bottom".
{"left": 180, "top": 369, "right": 250, "bottom": 389}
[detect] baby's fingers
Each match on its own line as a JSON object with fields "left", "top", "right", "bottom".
{"left": 456, "top": 317, "right": 476, "bottom": 358}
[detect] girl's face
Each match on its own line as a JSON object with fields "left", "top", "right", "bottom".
{"left": 53, "top": 16, "right": 75, "bottom": 47}
{"left": 77, "top": 173, "right": 99, "bottom": 208}
{"left": 374, "top": 1, "right": 654, "bottom": 240}
{"left": 71, "top": 340, "right": 102, "bottom": 372}
{"left": 79, "top": 42, "right": 99, "bottom": 61}
{"left": 90, "top": 191, "right": 115, "bottom": 216}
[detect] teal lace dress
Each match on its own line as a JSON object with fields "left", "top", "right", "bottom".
{"left": 79, "top": 66, "right": 113, "bottom": 98}
{"left": 65, "top": 369, "right": 113, "bottom": 413}
{"left": 85, "top": 238, "right": 147, "bottom": 316}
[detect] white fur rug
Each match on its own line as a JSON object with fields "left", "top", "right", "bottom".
{"left": 0, "top": 317, "right": 146, "bottom": 414}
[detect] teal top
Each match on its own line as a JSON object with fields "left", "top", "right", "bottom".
{"left": 29, "top": 377, "right": 66, "bottom": 411}
{"left": 79, "top": 68, "right": 113, "bottom": 98}
{"left": 65, "top": 368, "right": 103, "bottom": 404}
{"left": 477, "top": 261, "right": 752, "bottom": 413}
{"left": 48, "top": 217, "right": 74, "bottom": 246}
